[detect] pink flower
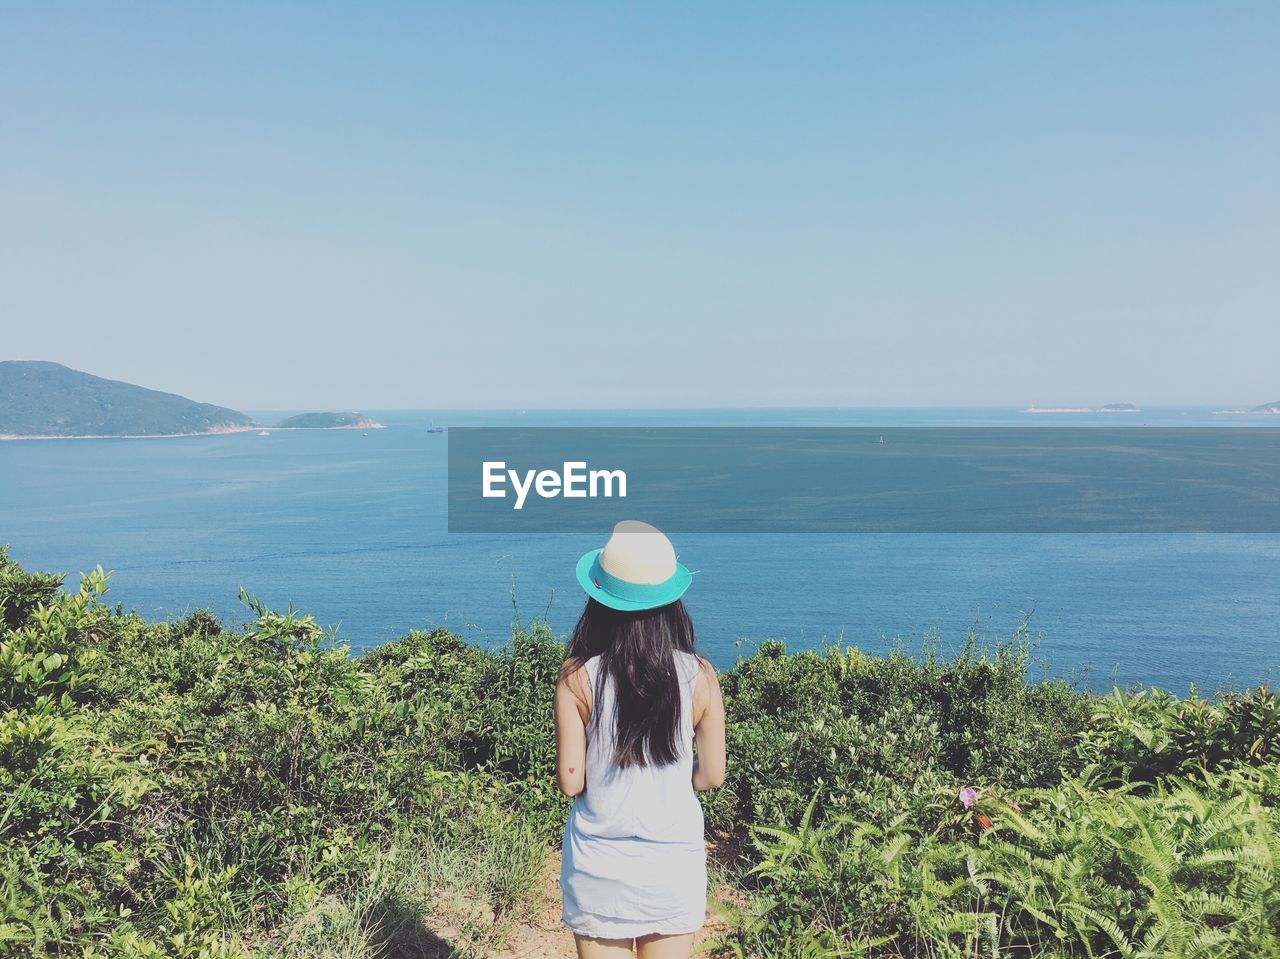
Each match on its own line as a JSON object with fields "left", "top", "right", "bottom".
{"left": 958, "top": 786, "right": 977, "bottom": 810}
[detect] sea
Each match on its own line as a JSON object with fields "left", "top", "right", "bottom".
{"left": 1, "top": 407, "right": 1276, "bottom": 694}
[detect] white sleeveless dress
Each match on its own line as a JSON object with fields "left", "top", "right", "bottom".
{"left": 560, "top": 650, "right": 707, "bottom": 938}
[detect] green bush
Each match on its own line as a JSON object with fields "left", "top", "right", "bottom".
{"left": 716, "top": 637, "right": 1280, "bottom": 957}
{"left": 1078, "top": 685, "right": 1280, "bottom": 783}
{"left": 0, "top": 554, "right": 552, "bottom": 957}
{"left": 715, "top": 632, "right": 1091, "bottom": 832}
{"left": 2, "top": 549, "right": 1277, "bottom": 957}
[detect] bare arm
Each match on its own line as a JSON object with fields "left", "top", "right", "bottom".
{"left": 691, "top": 657, "right": 726, "bottom": 791}
{"left": 554, "top": 661, "right": 589, "bottom": 797}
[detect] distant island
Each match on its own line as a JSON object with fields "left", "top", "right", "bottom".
{"left": 0, "top": 361, "right": 385, "bottom": 439}
{"left": 272, "top": 411, "right": 384, "bottom": 430}
{"left": 1023, "top": 403, "right": 1140, "bottom": 414}
{"left": 1213, "top": 400, "right": 1280, "bottom": 415}
{"left": 0, "top": 360, "right": 255, "bottom": 439}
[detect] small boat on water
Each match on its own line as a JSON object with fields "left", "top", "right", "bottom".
{"left": 427, "top": 423, "right": 445, "bottom": 434}
{"left": 258, "top": 430, "right": 270, "bottom": 436}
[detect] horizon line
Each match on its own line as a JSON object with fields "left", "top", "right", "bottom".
{"left": 240, "top": 403, "right": 1273, "bottom": 413}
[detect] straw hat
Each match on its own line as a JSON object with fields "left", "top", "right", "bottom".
{"left": 575, "top": 520, "right": 692, "bottom": 611}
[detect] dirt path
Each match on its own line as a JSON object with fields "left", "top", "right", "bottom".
{"left": 429, "top": 843, "right": 743, "bottom": 958}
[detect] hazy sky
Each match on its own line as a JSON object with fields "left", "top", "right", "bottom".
{"left": 2, "top": 3, "right": 1276, "bottom": 409}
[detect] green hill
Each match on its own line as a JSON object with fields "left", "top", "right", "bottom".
{"left": 0, "top": 360, "right": 255, "bottom": 438}
{"left": 272, "top": 410, "right": 383, "bottom": 429}
{"left": 1251, "top": 400, "right": 1280, "bottom": 414}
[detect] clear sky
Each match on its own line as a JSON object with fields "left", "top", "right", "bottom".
{"left": 2, "top": 3, "right": 1276, "bottom": 409}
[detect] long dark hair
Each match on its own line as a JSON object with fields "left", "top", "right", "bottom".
{"left": 567, "top": 598, "right": 696, "bottom": 769}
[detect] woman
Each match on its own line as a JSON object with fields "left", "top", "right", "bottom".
{"left": 555, "top": 521, "right": 727, "bottom": 959}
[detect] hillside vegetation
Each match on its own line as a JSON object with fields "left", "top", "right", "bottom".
{"left": 0, "top": 362, "right": 254, "bottom": 438}
{"left": 2, "top": 549, "right": 1279, "bottom": 957}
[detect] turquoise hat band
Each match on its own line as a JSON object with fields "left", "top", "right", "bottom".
{"left": 575, "top": 548, "right": 692, "bottom": 611}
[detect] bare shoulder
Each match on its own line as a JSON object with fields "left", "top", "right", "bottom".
{"left": 692, "top": 655, "right": 721, "bottom": 712}
{"left": 558, "top": 656, "right": 587, "bottom": 685}
{"left": 558, "top": 657, "right": 592, "bottom": 708}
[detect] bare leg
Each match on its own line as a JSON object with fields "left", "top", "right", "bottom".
{"left": 575, "top": 934, "right": 635, "bottom": 958}
{"left": 636, "top": 932, "right": 695, "bottom": 959}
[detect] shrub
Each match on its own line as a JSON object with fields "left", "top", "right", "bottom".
{"left": 3, "top": 549, "right": 1278, "bottom": 958}
{"left": 0, "top": 554, "right": 552, "bottom": 956}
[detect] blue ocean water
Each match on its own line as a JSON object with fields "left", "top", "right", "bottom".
{"left": 1, "top": 407, "right": 1276, "bottom": 693}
